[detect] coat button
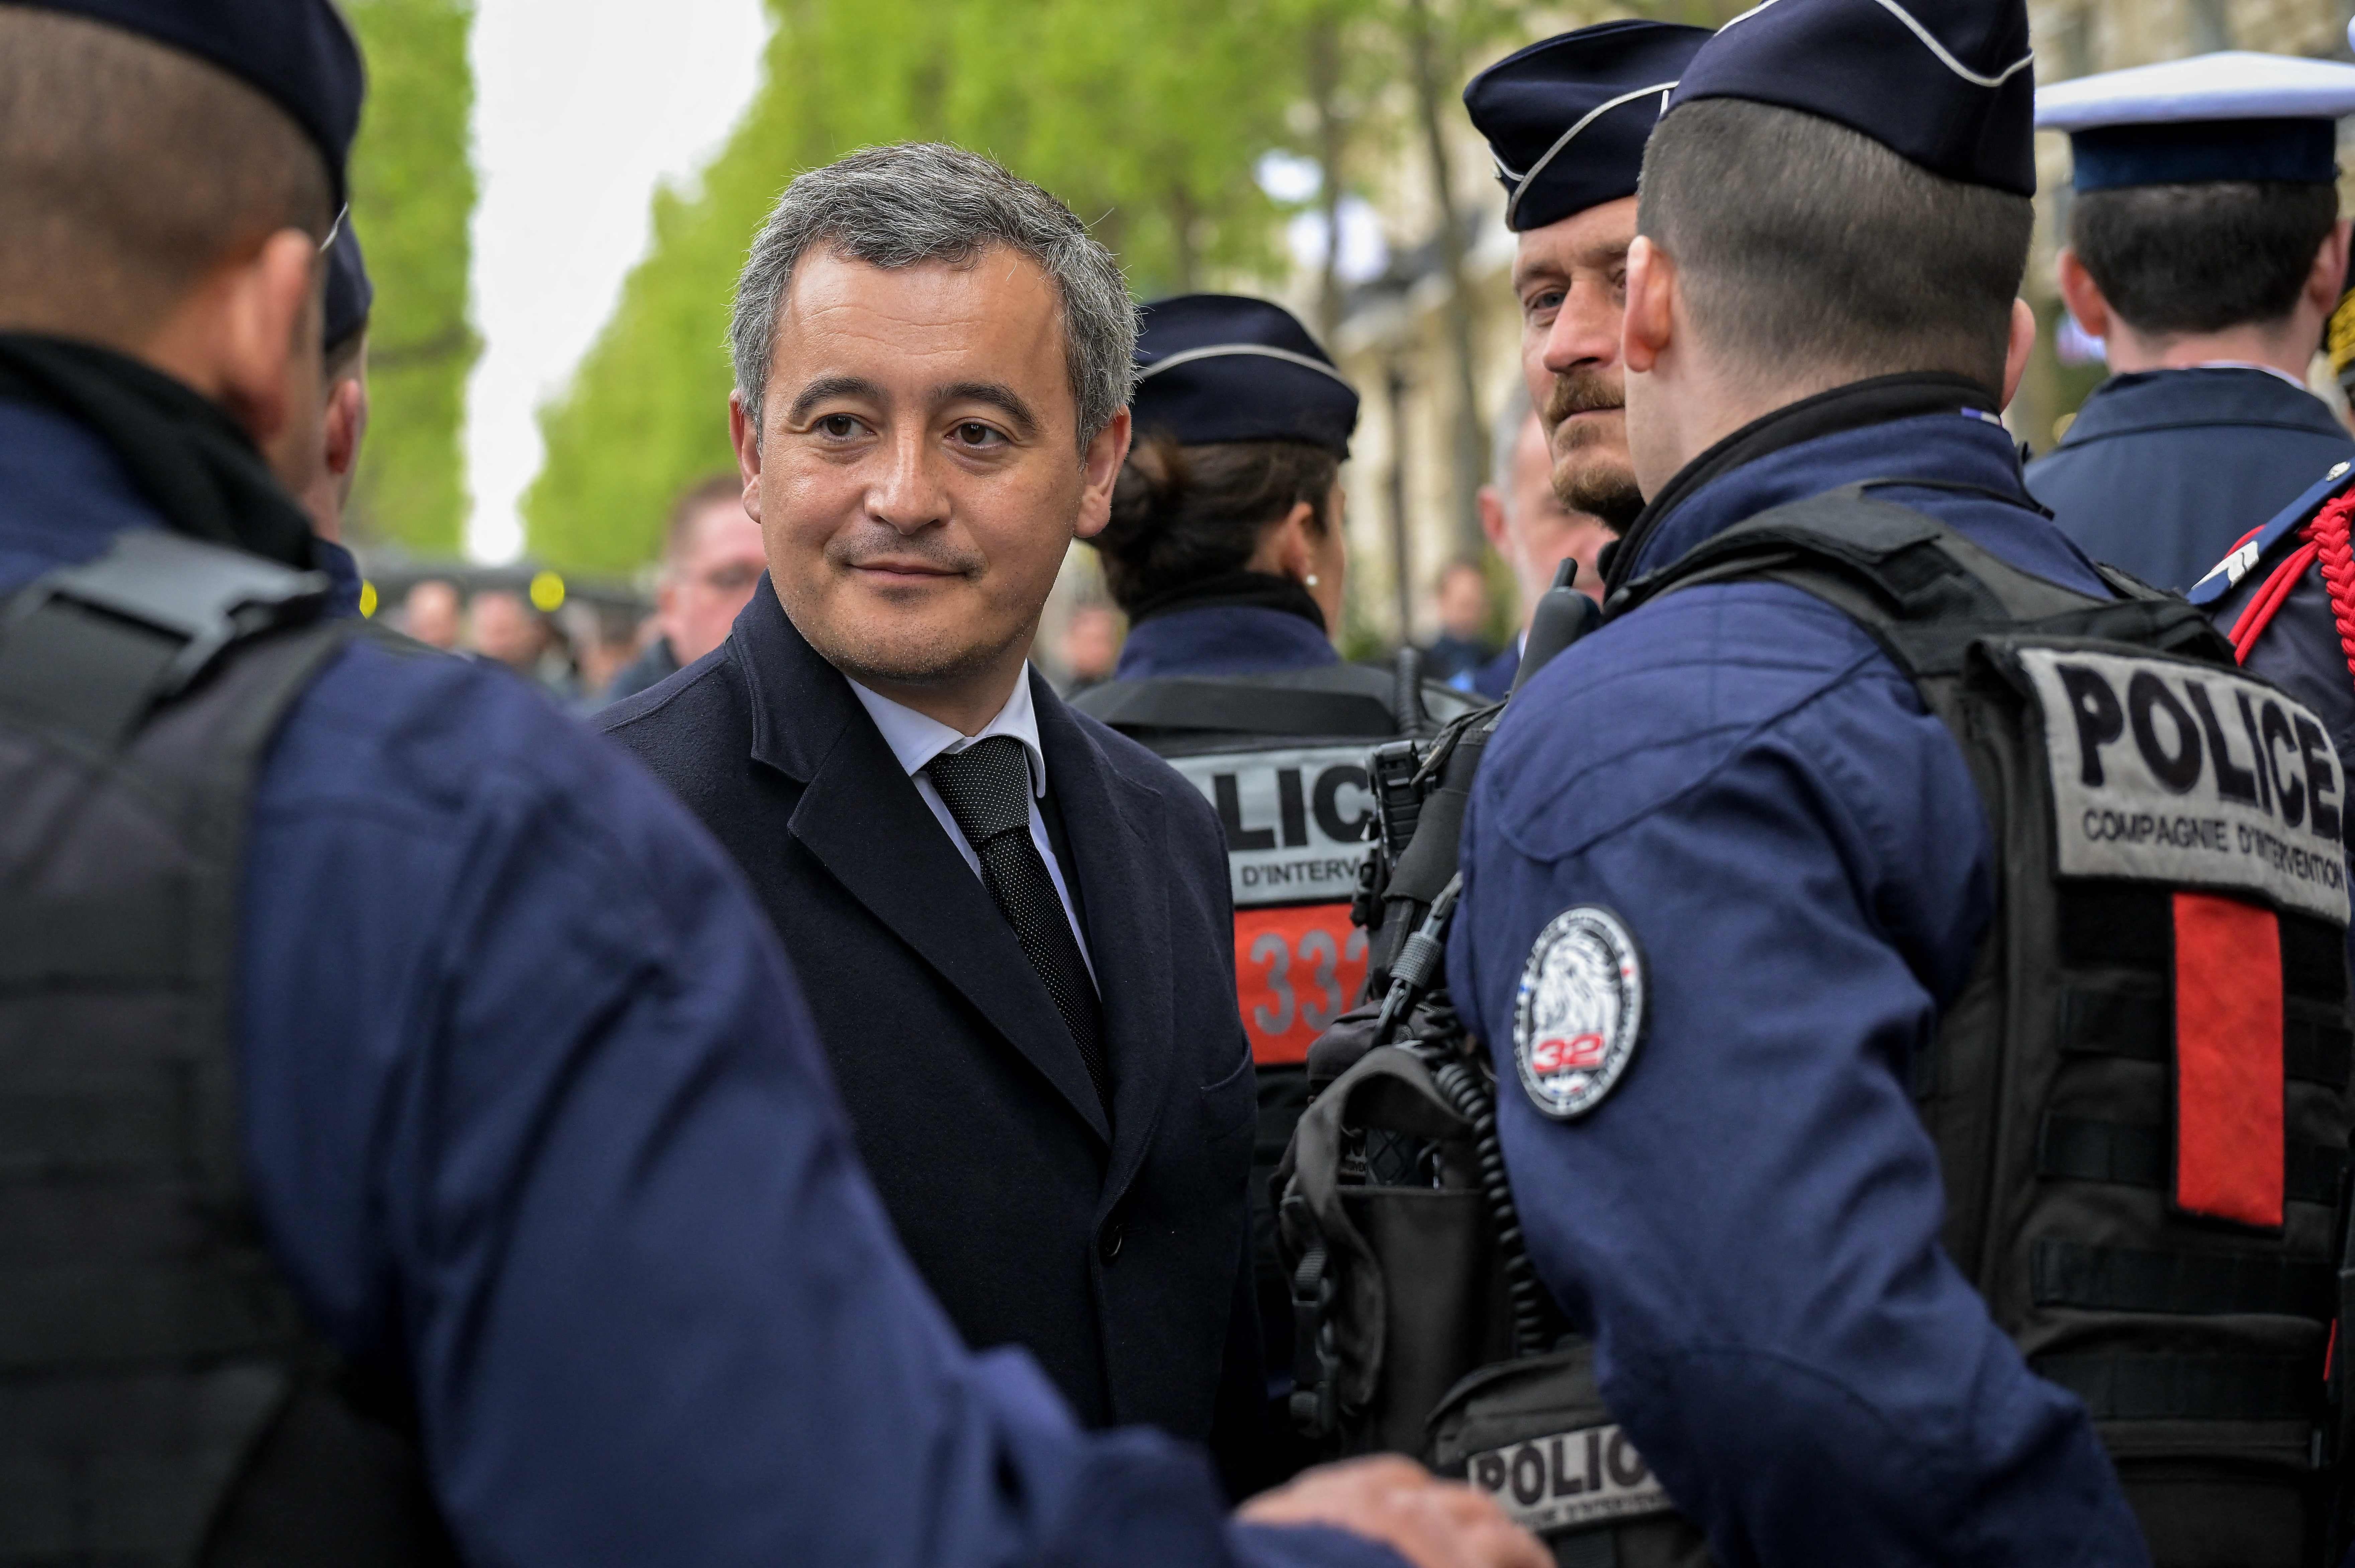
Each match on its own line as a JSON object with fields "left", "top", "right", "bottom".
{"left": 1099, "top": 1219, "right": 1124, "bottom": 1263}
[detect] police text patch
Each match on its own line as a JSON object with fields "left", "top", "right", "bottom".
{"left": 1167, "top": 744, "right": 1375, "bottom": 909}
{"left": 1467, "top": 1423, "right": 1673, "bottom": 1537}
{"left": 1514, "top": 906, "right": 1644, "bottom": 1120}
{"left": 2017, "top": 649, "right": 2349, "bottom": 925}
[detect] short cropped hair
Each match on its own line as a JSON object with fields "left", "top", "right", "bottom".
{"left": 0, "top": 8, "right": 335, "bottom": 344}
{"left": 1637, "top": 99, "right": 2032, "bottom": 395}
{"left": 1095, "top": 434, "right": 1337, "bottom": 614}
{"left": 2071, "top": 181, "right": 2338, "bottom": 336}
{"left": 731, "top": 142, "right": 1136, "bottom": 450}
{"left": 664, "top": 472, "right": 747, "bottom": 566}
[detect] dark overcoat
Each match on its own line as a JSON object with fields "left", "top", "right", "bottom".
{"left": 599, "top": 580, "right": 1262, "bottom": 1456}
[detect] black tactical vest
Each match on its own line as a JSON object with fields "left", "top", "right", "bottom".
{"left": 0, "top": 529, "right": 455, "bottom": 1566}
{"left": 1072, "top": 658, "right": 1477, "bottom": 1478}
{"left": 1284, "top": 489, "right": 2355, "bottom": 1568}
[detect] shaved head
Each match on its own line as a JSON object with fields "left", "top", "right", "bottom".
{"left": 0, "top": 7, "right": 335, "bottom": 346}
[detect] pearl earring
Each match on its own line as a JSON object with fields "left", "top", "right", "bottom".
{"left": 1304, "top": 574, "right": 1320, "bottom": 587}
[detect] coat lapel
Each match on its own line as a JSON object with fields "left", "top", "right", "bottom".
{"left": 1033, "top": 669, "right": 1178, "bottom": 1202}
{"left": 737, "top": 583, "right": 1111, "bottom": 1145}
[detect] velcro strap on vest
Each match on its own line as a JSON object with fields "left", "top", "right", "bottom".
{"left": 2040, "top": 1116, "right": 2345, "bottom": 1206}
{"left": 2032, "top": 1239, "right": 2334, "bottom": 1319}
{"left": 1072, "top": 678, "right": 1400, "bottom": 738}
{"left": 2035, "top": 1352, "right": 2320, "bottom": 1422}
{"left": 2057, "top": 986, "right": 2351, "bottom": 1088}
{"left": 0, "top": 529, "right": 328, "bottom": 750}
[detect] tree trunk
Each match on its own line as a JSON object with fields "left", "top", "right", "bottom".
{"left": 1307, "top": 9, "right": 1347, "bottom": 347}
{"left": 1386, "top": 361, "right": 1415, "bottom": 645}
{"left": 1168, "top": 182, "right": 1200, "bottom": 294}
{"left": 1402, "top": 0, "right": 1491, "bottom": 566}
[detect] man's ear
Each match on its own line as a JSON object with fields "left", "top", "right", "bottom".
{"left": 323, "top": 376, "right": 366, "bottom": 480}
{"left": 2001, "top": 297, "right": 2037, "bottom": 408}
{"left": 1073, "top": 406, "right": 1132, "bottom": 543}
{"left": 729, "top": 391, "right": 765, "bottom": 523}
{"left": 1622, "top": 235, "right": 1674, "bottom": 375}
{"left": 2306, "top": 219, "right": 2353, "bottom": 320}
{"left": 2054, "top": 247, "right": 2110, "bottom": 344}
{"left": 210, "top": 229, "right": 320, "bottom": 447}
{"left": 1476, "top": 483, "right": 1508, "bottom": 551}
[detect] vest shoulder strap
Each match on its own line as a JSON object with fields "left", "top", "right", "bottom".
{"left": 1072, "top": 672, "right": 1406, "bottom": 739}
{"left": 0, "top": 527, "right": 336, "bottom": 750}
{"left": 1607, "top": 483, "right": 2235, "bottom": 678}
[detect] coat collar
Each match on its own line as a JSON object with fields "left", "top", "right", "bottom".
{"left": 733, "top": 578, "right": 1177, "bottom": 1170}
{"left": 2060, "top": 367, "right": 2343, "bottom": 448}
{"left": 1115, "top": 602, "right": 1340, "bottom": 679}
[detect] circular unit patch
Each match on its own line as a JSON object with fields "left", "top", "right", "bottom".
{"left": 1513, "top": 905, "right": 1645, "bottom": 1120}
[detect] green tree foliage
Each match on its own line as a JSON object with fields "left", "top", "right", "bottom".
{"left": 524, "top": 0, "right": 1740, "bottom": 575}
{"left": 528, "top": 0, "right": 1305, "bottom": 574}
{"left": 343, "top": 0, "right": 480, "bottom": 556}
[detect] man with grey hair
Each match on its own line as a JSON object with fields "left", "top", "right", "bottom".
{"left": 1464, "top": 389, "right": 1616, "bottom": 698}
{"left": 602, "top": 142, "right": 1290, "bottom": 1491}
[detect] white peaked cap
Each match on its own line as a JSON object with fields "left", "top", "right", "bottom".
{"left": 2038, "top": 50, "right": 2355, "bottom": 131}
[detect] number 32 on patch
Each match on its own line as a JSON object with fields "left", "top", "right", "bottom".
{"left": 1515, "top": 905, "right": 1646, "bottom": 1119}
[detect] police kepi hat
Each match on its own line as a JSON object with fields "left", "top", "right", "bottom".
{"left": 2038, "top": 52, "right": 2355, "bottom": 192}
{"left": 12, "top": 0, "right": 365, "bottom": 203}
{"left": 1464, "top": 21, "right": 1713, "bottom": 232}
{"left": 323, "top": 215, "right": 372, "bottom": 352}
{"left": 1666, "top": 0, "right": 2037, "bottom": 196}
{"left": 1132, "top": 295, "right": 1359, "bottom": 458}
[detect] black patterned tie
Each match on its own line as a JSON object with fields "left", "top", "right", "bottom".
{"left": 925, "top": 735, "right": 1111, "bottom": 1118}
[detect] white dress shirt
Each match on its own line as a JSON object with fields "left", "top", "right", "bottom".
{"left": 847, "top": 671, "right": 1096, "bottom": 980}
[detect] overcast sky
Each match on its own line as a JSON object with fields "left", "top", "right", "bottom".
{"left": 464, "top": 0, "right": 768, "bottom": 562}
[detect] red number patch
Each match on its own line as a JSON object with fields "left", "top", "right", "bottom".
{"left": 1236, "top": 903, "right": 1369, "bottom": 1065}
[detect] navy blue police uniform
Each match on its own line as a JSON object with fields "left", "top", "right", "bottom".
{"left": 0, "top": 7, "right": 1408, "bottom": 1565}
{"left": 2190, "top": 459, "right": 2355, "bottom": 920}
{"left": 1114, "top": 582, "right": 1342, "bottom": 681}
{"left": 1465, "top": 640, "right": 1519, "bottom": 701}
{"left": 1450, "top": 4, "right": 2156, "bottom": 1561}
{"left": 2024, "top": 50, "right": 2355, "bottom": 592}
{"left": 2029, "top": 369, "right": 2354, "bottom": 592}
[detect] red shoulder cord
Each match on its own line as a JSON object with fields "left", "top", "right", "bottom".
{"left": 2229, "top": 488, "right": 2355, "bottom": 686}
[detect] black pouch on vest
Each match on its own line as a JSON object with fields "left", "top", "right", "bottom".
{"left": 1427, "top": 1348, "right": 1709, "bottom": 1568}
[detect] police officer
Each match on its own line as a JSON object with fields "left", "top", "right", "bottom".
{"left": 304, "top": 215, "right": 373, "bottom": 546}
{"left": 1454, "top": 21, "right": 1712, "bottom": 704}
{"left": 0, "top": 5, "right": 1545, "bottom": 1566}
{"left": 1451, "top": 0, "right": 2351, "bottom": 1560}
{"left": 279, "top": 215, "right": 370, "bottom": 609}
{"left": 2189, "top": 460, "right": 2355, "bottom": 961}
{"left": 2027, "top": 51, "right": 2355, "bottom": 591}
{"left": 1069, "top": 292, "right": 1476, "bottom": 1438}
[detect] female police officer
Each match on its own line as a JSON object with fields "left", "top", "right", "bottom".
{"left": 1069, "top": 294, "right": 1477, "bottom": 1455}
